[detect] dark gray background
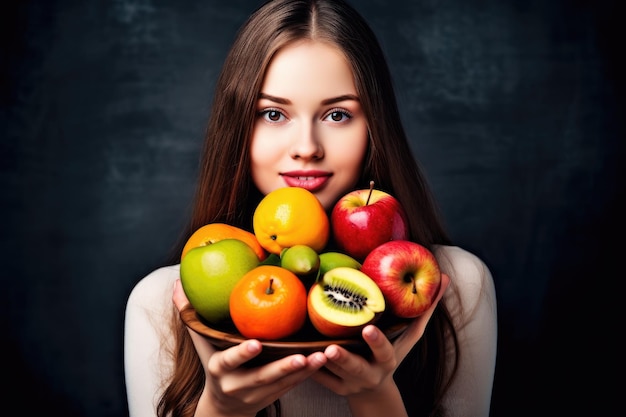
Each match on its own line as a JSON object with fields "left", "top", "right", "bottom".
{"left": 2, "top": 0, "right": 623, "bottom": 416}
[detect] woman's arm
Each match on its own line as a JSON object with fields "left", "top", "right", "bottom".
{"left": 124, "top": 266, "right": 180, "bottom": 417}
{"left": 437, "top": 246, "right": 498, "bottom": 417}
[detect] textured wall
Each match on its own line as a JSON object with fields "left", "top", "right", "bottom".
{"left": 2, "top": 0, "right": 623, "bottom": 415}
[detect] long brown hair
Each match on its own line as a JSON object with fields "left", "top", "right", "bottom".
{"left": 158, "top": 1, "right": 459, "bottom": 416}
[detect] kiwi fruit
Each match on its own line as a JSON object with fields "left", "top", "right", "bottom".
{"left": 307, "top": 267, "right": 385, "bottom": 338}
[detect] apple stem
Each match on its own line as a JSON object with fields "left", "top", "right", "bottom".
{"left": 412, "top": 279, "right": 417, "bottom": 294}
{"left": 266, "top": 278, "right": 275, "bottom": 295}
{"left": 365, "top": 180, "right": 375, "bottom": 206}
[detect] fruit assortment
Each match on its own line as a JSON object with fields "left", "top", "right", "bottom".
{"left": 180, "top": 182, "right": 442, "bottom": 341}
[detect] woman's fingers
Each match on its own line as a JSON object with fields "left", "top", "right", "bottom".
{"left": 321, "top": 344, "right": 364, "bottom": 378}
{"left": 313, "top": 325, "right": 396, "bottom": 395}
{"left": 208, "top": 340, "right": 267, "bottom": 375}
{"left": 172, "top": 278, "right": 190, "bottom": 311}
{"left": 217, "top": 351, "right": 328, "bottom": 405}
{"left": 322, "top": 325, "right": 394, "bottom": 375}
{"left": 361, "top": 324, "right": 396, "bottom": 366}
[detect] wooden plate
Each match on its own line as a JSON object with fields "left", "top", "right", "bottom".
{"left": 180, "top": 305, "right": 409, "bottom": 367}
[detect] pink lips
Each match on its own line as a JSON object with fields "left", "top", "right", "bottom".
{"left": 281, "top": 171, "right": 331, "bottom": 192}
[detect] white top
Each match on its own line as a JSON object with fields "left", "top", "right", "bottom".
{"left": 124, "top": 245, "right": 497, "bottom": 417}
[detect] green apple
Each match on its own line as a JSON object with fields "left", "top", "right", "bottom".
{"left": 180, "top": 238, "right": 259, "bottom": 324}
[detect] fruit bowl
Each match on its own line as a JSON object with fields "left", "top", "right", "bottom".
{"left": 180, "top": 305, "right": 409, "bottom": 367}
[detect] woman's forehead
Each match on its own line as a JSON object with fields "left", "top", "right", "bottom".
{"left": 260, "top": 41, "right": 357, "bottom": 100}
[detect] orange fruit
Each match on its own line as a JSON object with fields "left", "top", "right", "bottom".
{"left": 181, "top": 223, "right": 267, "bottom": 262}
{"left": 253, "top": 187, "right": 329, "bottom": 255}
{"left": 229, "top": 265, "right": 307, "bottom": 340}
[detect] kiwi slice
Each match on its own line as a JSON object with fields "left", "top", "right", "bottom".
{"left": 307, "top": 267, "right": 385, "bottom": 337}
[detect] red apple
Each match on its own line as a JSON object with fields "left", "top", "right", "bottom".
{"left": 331, "top": 181, "right": 409, "bottom": 262}
{"left": 360, "top": 240, "right": 441, "bottom": 318}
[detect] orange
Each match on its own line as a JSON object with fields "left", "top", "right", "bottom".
{"left": 181, "top": 223, "right": 267, "bottom": 262}
{"left": 253, "top": 187, "right": 329, "bottom": 255}
{"left": 229, "top": 265, "right": 307, "bottom": 340}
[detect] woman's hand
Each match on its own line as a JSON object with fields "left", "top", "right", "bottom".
{"left": 172, "top": 279, "right": 328, "bottom": 417}
{"left": 310, "top": 274, "right": 450, "bottom": 416}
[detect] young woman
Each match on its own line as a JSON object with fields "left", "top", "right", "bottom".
{"left": 124, "top": 1, "right": 497, "bottom": 416}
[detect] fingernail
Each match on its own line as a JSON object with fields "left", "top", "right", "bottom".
{"left": 247, "top": 341, "right": 261, "bottom": 353}
{"left": 325, "top": 345, "right": 339, "bottom": 360}
{"left": 291, "top": 355, "right": 305, "bottom": 367}
{"left": 310, "top": 352, "right": 326, "bottom": 366}
{"left": 364, "top": 325, "right": 378, "bottom": 340}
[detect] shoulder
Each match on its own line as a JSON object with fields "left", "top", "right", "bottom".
{"left": 434, "top": 245, "right": 489, "bottom": 278}
{"left": 126, "top": 264, "right": 180, "bottom": 320}
{"left": 128, "top": 265, "right": 180, "bottom": 301}
{"left": 124, "top": 265, "right": 180, "bottom": 415}
{"left": 433, "top": 245, "right": 494, "bottom": 294}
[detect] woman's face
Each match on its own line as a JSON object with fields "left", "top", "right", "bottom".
{"left": 250, "top": 40, "right": 369, "bottom": 210}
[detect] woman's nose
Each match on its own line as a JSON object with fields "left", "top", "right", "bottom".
{"left": 289, "top": 123, "right": 324, "bottom": 160}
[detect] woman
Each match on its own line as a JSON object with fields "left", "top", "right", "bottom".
{"left": 124, "top": 1, "right": 497, "bottom": 416}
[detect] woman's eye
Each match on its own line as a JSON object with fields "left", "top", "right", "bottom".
{"left": 260, "top": 109, "right": 286, "bottom": 123}
{"left": 324, "top": 110, "right": 352, "bottom": 123}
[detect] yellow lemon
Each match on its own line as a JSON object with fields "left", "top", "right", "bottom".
{"left": 253, "top": 187, "right": 329, "bottom": 255}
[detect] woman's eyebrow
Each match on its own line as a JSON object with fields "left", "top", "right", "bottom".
{"left": 258, "top": 93, "right": 291, "bottom": 104}
{"left": 321, "top": 94, "right": 360, "bottom": 105}
{"left": 258, "top": 93, "right": 360, "bottom": 105}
